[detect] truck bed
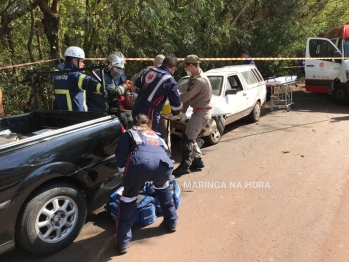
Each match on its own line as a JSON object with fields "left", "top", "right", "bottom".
{"left": 0, "top": 110, "right": 105, "bottom": 146}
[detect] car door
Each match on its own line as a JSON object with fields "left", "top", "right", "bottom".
{"left": 224, "top": 74, "right": 249, "bottom": 124}
{"left": 239, "top": 70, "right": 260, "bottom": 110}
{"left": 305, "top": 37, "right": 342, "bottom": 93}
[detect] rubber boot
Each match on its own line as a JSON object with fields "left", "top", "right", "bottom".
{"left": 172, "top": 162, "right": 190, "bottom": 177}
{"left": 190, "top": 158, "right": 205, "bottom": 170}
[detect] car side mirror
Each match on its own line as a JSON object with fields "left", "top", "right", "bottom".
{"left": 225, "top": 89, "right": 237, "bottom": 95}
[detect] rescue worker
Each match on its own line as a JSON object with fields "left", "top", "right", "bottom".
{"left": 87, "top": 51, "right": 132, "bottom": 112}
{"left": 172, "top": 55, "right": 212, "bottom": 177}
{"left": 132, "top": 55, "right": 182, "bottom": 136}
{"left": 114, "top": 113, "right": 178, "bottom": 254}
{"left": 241, "top": 50, "right": 255, "bottom": 65}
{"left": 130, "top": 54, "right": 165, "bottom": 86}
{"left": 52, "top": 46, "right": 129, "bottom": 111}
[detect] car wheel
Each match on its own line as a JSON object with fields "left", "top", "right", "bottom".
{"left": 248, "top": 102, "right": 261, "bottom": 122}
{"left": 333, "top": 86, "right": 349, "bottom": 105}
{"left": 204, "top": 127, "right": 222, "bottom": 145}
{"left": 15, "top": 182, "right": 87, "bottom": 256}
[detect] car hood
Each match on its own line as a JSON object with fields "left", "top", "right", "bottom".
{"left": 181, "top": 95, "right": 231, "bottom": 120}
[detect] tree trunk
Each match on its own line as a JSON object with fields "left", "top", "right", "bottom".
{"left": 37, "top": 0, "right": 61, "bottom": 59}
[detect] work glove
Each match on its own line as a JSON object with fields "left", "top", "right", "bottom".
{"left": 123, "top": 80, "right": 132, "bottom": 91}
{"left": 107, "top": 87, "right": 122, "bottom": 98}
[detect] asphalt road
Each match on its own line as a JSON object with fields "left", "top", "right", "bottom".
{"left": 2, "top": 86, "right": 349, "bottom": 262}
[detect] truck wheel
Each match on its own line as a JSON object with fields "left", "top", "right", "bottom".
{"left": 204, "top": 127, "right": 221, "bottom": 145}
{"left": 248, "top": 102, "right": 261, "bottom": 122}
{"left": 15, "top": 182, "right": 87, "bottom": 256}
{"left": 333, "top": 86, "right": 349, "bottom": 105}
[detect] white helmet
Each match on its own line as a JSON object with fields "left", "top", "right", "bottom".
{"left": 64, "top": 46, "right": 85, "bottom": 59}
{"left": 106, "top": 51, "right": 126, "bottom": 69}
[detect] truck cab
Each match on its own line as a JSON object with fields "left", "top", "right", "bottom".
{"left": 305, "top": 23, "right": 349, "bottom": 104}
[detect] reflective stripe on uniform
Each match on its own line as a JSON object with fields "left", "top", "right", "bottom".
{"left": 120, "top": 196, "right": 137, "bottom": 202}
{"left": 55, "top": 89, "right": 73, "bottom": 111}
{"left": 128, "top": 130, "right": 142, "bottom": 144}
{"left": 159, "top": 137, "right": 168, "bottom": 151}
{"left": 95, "top": 83, "right": 102, "bottom": 95}
{"left": 78, "top": 74, "right": 87, "bottom": 90}
{"left": 171, "top": 104, "right": 182, "bottom": 111}
{"left": 147, "top": 75, "right": 172, "bottom": 102}
{"left": 83, "top": 90, "right": 88, "bottom": 111}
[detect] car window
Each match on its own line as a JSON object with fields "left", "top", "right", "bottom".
{"left": 177, "top": 76, "right": 223, "bottom": 96}
{"left": 241, "top": 71, "right": 258, "bottom": 87}
{"left": 251, "top": 69, "right": 264, "bottom": 82}
{"left": 178, "top": 77, "right": 189, "bottom": 94}
{"left": 309, "top": 39, "right": 339, "bottom": 59}
{"left": 227, "top": 75, "right": 244, "bottom": 92}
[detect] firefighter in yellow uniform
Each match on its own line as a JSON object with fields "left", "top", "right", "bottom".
{"left": 52, "top": 46, "right": 128, "bottom": 111}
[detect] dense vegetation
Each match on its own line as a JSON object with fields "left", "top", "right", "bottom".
{"left": 0, "top": 0, "right": 348, "bottom": 115}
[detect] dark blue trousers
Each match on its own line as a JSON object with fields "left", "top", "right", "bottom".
{"left": 115, "top": 162, "right": 177, "bottom": 248}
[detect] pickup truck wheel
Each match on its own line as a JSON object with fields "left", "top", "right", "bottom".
{"left": 248, "top": 102, "right": 261, "bottom": 122}
{"left": 204, "top": 127, "right": 221, "bottom": 145}
{"left": 333, "top": 86, "right": 349, "bottom": 105}
{"left": 15, "top": 183, "right": 87, "bottom": 256}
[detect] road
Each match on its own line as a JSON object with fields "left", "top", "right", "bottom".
{"left": 2, "top": 86, "right": 349, "bottom": 262}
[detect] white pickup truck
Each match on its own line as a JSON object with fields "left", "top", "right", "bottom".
{"left": 163, "top": 64, "right": 267, "bottom": 145}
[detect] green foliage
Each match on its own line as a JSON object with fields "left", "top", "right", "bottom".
{"left": 1, "top": 0, "right": 349, "bottom": 115}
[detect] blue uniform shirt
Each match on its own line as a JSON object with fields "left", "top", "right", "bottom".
{"left": 244, "top": 55, "right": 255, "bottom": 65}
{"left": 52, "top": 62, "right": 102, "bottom": 111}
{"left": 132, "top": 66, "right": 182, "bottom": 132}
{"left": 115, "top": 126, "right": 172, "bottom": 170}
{"left": 86, "top": 70, "right": 126, "bottom": 112}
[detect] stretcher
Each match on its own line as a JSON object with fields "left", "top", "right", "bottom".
{"left": 265, "top": 75, "right": 297, "bottom": 112}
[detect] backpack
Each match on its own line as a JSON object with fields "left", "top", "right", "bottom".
{"left": 104, "top": 187, "right": 157, "bottom": 227}
{"left": 143, "top": 179, "right": 181, "bottom": 216}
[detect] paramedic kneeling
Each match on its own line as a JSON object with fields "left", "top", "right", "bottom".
{"left": 114, "top": 114, "right": 178, "bottom": 255}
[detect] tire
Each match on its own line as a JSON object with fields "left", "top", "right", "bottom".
{"left": 248, "top": 102, "right": 261, "bottom": 122}
{"left": 333, "top": 85, "right": 349, "bottom": 105}
{"left": 15, "top": 182, "right": 87, "bottom": 256}
{"left": 204, "top": 127, "right": 222, "bottom": 145}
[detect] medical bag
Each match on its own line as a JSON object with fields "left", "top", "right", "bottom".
{"left": 143, "top": 179, "right": 181, "bottom": 216}
{"left": 104, "top": 187, "right": 157, "bottom": 227}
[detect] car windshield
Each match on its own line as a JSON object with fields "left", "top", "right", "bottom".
{"left": 177, "top": 76, "right": 223, "bottom": 96}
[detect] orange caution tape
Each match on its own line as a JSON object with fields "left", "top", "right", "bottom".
{"left": 1, "top": 57, "right": 349, "bottom": 70}
{"left": 0, "top": 59, "right": 56, "bottom": 70}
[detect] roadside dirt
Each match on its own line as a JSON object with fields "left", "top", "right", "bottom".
{"left": 2, "top": 85, "right": 349, "bottom": 262}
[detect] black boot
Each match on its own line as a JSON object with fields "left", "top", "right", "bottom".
{"left": 173, "top": 162, "right": 190, "bottom": 177}
{"left": 190, "top": 158, "right": 205, "bottom": 170}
